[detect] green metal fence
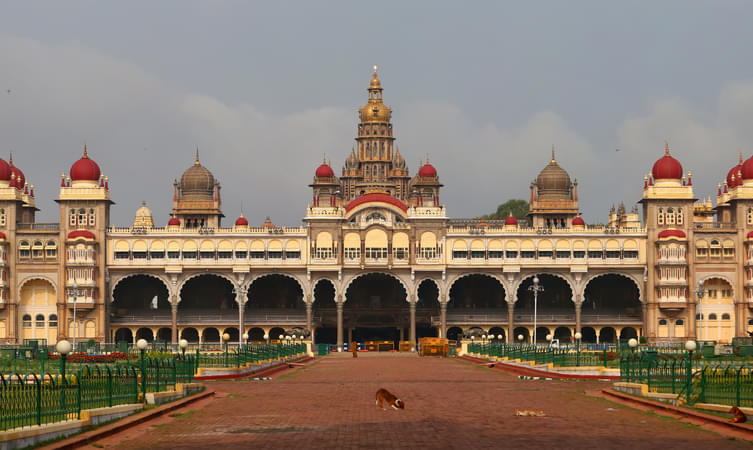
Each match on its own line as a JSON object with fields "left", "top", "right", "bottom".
{"left": 468, "top": 343, "right": 620, "bottom": 368}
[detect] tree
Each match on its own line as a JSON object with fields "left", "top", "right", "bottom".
{"left": 480, "top": 199, "right": 529, "bottom": 220}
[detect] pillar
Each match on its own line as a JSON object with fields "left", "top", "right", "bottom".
{"left": 409, "top": 302, "right": 416, "bottom": 351}
{"left": 237, "top": 292, "right": 246, "bottom": 345}
{"left": 305, "top": 302, "right": 313, "bottom": 336}
{"left": 507, "top": 302, "right": 515, "bottom": 344}
{"left": 399, "top": 327, "right": 404, "bottom": 341}
{"left": 440, "top": 302, "right": 447, "bottom": 339}
{"left": 575, "top": 302, "right": 582, "bottom": 337}
{"left": 171, "top": 300, "right": 178, "bottom": 345}
{"left": 347, "top": 327, "right": 352, "bottom": 343}
{"left": 57, "top": 302, "right": 66, "bottom": 341}
{"left": 687, "top": 301, "right": 697, "bottom": 340}
{"left": 336, "top": 302, "right": 343, "bottom": 352}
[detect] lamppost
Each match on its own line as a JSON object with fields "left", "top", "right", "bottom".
{"left": 685, "top": 340, "right": 697, "bottom": 404}
{"left": 179, "top": 338, "right": 188, "bottom": 357}
{"left": 69, "top": 281, "right": 83, "bottom": 351}
{"left": 232, "top": 286, "right": 247, "bottom": 350}
{"left": 627, "top": 337, "right": 638, "bottom": 382}
{"left": 222, "top": 333, "right": 230, "bottom": 366}
{"left": 546, "top": 333, "right": 552, "bottom": 349}
{"left": 528, "top": 276, "right": 544, "bottom": 345}
{"left": 137, "top": 338, "right": 148, "bottom": 399}
{"left": 695, "top": 281, "right": 704, "bottom": 343}
{"left": 56, "top": 340, "right": 72, "bottom": 380}
{"left": 242, "top": 333, "right": 249, "bottom": 346}
{"left": 574, "top": 332, "right": 582, "bottom": 367}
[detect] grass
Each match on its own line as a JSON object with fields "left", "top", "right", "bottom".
{"left": 169, "top": 410, "right": 196, "bottom": 418}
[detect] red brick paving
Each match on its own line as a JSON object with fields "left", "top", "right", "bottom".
{"left": 85, "top": 353, "right": 751, "bottom": 449}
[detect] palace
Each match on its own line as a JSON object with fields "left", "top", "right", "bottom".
{"left": 1, "top": 67, "right": 751, "bottom": 348}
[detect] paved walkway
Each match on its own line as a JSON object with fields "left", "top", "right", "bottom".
{"left": 86, "top": 353, "right": 751, "bottom": 449}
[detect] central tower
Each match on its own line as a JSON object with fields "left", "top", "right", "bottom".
{"left": 340, "top": 66, "right": 411, "bottom": 200}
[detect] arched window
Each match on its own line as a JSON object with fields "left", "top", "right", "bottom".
{"left": 78, "top": 208, "right": 86, "bottom": 226}
{"left": 22, "top": 314, "right": 31, "bottom": 327}
{"left": 722, "top": 313, "right": 731, "bottom": 320}
{"left": 89, "top": 208, "right": 96, "bottom": 226}
{"left": 666, "top": 208, "right": 675, "bottom": 225}
{"left": 69, "top": 209, "right": 76, "bottom": 226}
{"left": 46, "top": 241, "right": 57, "bottom": 258}
{"left": 657, "top": 208, "right": 664, "bottom": 225}
{"left": 709, "top": 313, "right": 718, "bottom": 320}
{"left": 676, "top": 208, "right": 683, "bottom": 225}
{"left": 659, "top": 319, "right": 667, "bottom": 325}
{"left": 32, "top": 241, "right": 43, "bottom": 258}
{"left": 35, "top": 314, "right": 45, "bottom": 327}
{"left": 19, "top": 241, "right": 30, "bottom": 258}
{"left": 675, "top": 319, "right": 684, "bottom": 325}
{"left": 49, "top": 314, "right": 58, "bottom": 327}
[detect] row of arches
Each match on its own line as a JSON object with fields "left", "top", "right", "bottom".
{"left": 445, "top": 326, "right": 639, "bottom": 343}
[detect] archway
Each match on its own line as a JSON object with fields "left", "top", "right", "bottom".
{"left": 202, "top": 327, "right": 220, "bottom": 343}
{"left": 581, "top": 326, "right": 597, "bottom": 343}
{"left": 112, "top": 275, "right": 170, "bottom": 328}
{"left": 179, "top": 275, "right": 236, "bottom": 319}
{"left": 599, "top": 327, "right": 617, "bottom": 343}
{"left": 447, "top": 326, "right": 463, "bottom": 341}
{"left": 181, "top": 328, "right": 199, "bottom": 343}
{"left": 553, "top": 326, "right": 571, "bottom": 342}
{"left": 269, "top": 327, "right": 286, "bottom": 342}
{"left": 535, "top": 327, "right": 550, "bottom": 343}
{"left": 344, "top": 273, "right": 407, "bottom": 345}
{"left": 488, "top": 326, "right": 506, "bottom": 341}
{"left": 135, "top": 328, "right": 154, "bottom": 342}
{"left": 516, "top": 274, "right": 573, "bottom": 318}
{"left": 513, "top": 327, "right": 530, "bottom": 343}
{"left": 247, "top": 274, "right": 304, "bottom": 311}
{"left": 114, "top": 328, "right": 133, "bottom": 343}
{"left": 248, "top": 327, "right": 265, "bottom": 342}
{"left": 582, "top": 274, "right": 641, "bottom": 319}
{"left": 223, "top": 327, "right": 239, "bottom": 342}
{"left": 156, "top": 328, "right": 171, "bottom": 342}
{"left": 620, "top": 327, "right": 638, "bottom": 340}
{"left": 416, "top": 279, "right": 440, "bottom": 339}
{"left": 448, "top": 274, "right": 506, "bottom": 310}
{"left": 18, "top": 279, "right": 57, "bottom": 343}
{"left": 312, "top": 279, "right": 337, "bottom": 341}
{"left": 698, "top": 278, "right": 734, "bottom": 343}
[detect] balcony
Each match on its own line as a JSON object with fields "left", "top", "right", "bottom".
{"left": 16, "top": 223, "right": 60, "bottom": 232}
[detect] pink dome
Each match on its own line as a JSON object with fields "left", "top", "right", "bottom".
{"left": 70, "top": 146, "right": 101, "bottom": 181}
{"left": 167, "top": 217, "right": 181, "bottom": 226}
{"left": 651, "top": 143, "right": 683, "bottom": 180}
{"left": 418, "top": 163, "right": 437, "bottom": 178}
{"left": 572, "top": 216, "right": 585, "bottom": 226}
{"left": 0, "top": 158, "right": 10, "bottom": 181}
{"left": 235, "top": 215, "right": 249, "bottom": 226}
{"left": 504, "top": 214, "right": 518, "bottom": 226}
{"left": 315, "top": 163, "right": 335, "bottom": 178}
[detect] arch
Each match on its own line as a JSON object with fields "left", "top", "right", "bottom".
{"left": 553, "top": 326, "right": 571, "bottom": 342}
{"left": 452, "top": 240, "right": 468, "bottom": 251}
{"left": 588, "top": 240, "right": 602, "bottom": 251}
{"left": 619, "top": 327, "right": 638, "bottom": 340}
{"left": 247, "top": 273, "right": 305, "bottom": 309}
{"left": 415, "top": 277, "right": 441, "bottom": 303}
{"left": 697, "top": 274, "right": 736, "bottom": 301}
{"left": 513, "top": 273, "right": 575, "bottom": 304}
{"left": 181, "top": 327, "right": 199, "bottom": 343}
{"left": 488, "top": 239, "right": 503, "bottom": 252}
{"left": 177, "top": 272, "right": 237, "bottom": 296}
{"left": 269, "top": 327, "right": 286, "bottom": 341}
{"left": 85, "top": 320, "right": 96, "bottom": 338}
{"left": 18, "top": 278, "right": 56, "bottom": 307}
{"left": 268, "top": 240, "right": 283, "bottom": 252}
{"left": 365, "top": 228, "right": 388, "bottom": 248}
{"left": 446, "top": 326, "right": 463, "bottom": 341}
{"left": 581, "top": 326, "right": 597, "bottom": 343}
{"left": 156, "top": 328, "right": 171, "bottom": 342}
{"left": 285, "top": 240, "right": 300, "bottom": 251}
{"left": 218, "top": 240, "right": 233, "bottom": 252}
{"left": 535, "top": 327, "right": 550, "bottom": 343}
{"left": 110, "top": 272, "right": 171, "bottom": 301}
{"left": 202, "top": 327, "right": 220, "bottom": 342}
{"left": 513, "top": 327, "right": 530, "bottom": 342}
{"left": 488, "top": 326, "right": 506, "bottom": 340}
{"left": 582, "top": 272, "right": 643, "bottom": 304}
{"left": 605, "top": 239, "right": 620, "bottom": 251}
{"left": 200, "top": 240, "right": 215, "bottom": 252}
{"left": 114, "top": 328, "right": 133, "bottom": 343}
{"left": 505, "top": 241, "right": 519, "bottom": 251}
{"left": 624, "top": 239, "right": 638, "bottom": 251}
{"left": 470, "top": 239, "right": 485, "bottom": 251}
{"left": 447, "top": 273, "right": 506, "bottom": 309}
{"left": 223, "top": 327, "right": 239, "bottom": 342}
{"left": 17, "top": 275, "right": 57, "bottom": 301}
{"left": 313, "top": 278, "right": 337, "bottom": 306}
{"left": 114, "top": 240, "right": 130, "bottom": 252}
{"left": 392, "top": 232, "right": 409, "bottom": 248}
{"left": 315, "top": 231, "right": 333, "bottom": 248}
{"left": 132, "top": 240, "right": 147, "bottom": 252}
{"left": 182, "top": 240, "right": 197, "bottom": 252}
{"left": 599, "top": 327, "right": 617, "bottom": 343}
{"left": 248, "top": 327, "right": 265, "bottom": 341}
{"left": 420, "top": 232, "right": 437, "bottom": 248}
{"left": 150, "top": 240, "right": 165, "bottom": 252}
{"left": 135, "top": 328, "right": 154, "bottom": 342}
{"left": 573, "top": 240, "right": 585, "bottom": 251}
{"left": 555, "top": 240, "right": 570, "bottom": 251}
{"left": 520, "top": 240, "right": 535, "bottom": 251}
{"left": 538, "top": 240, "right": 553, "bottom": 251}
{"left": 248, "top": 272, "right": 307, "bottom": 303}
{"left": 342, "top": 272, "right": 411, "bottom": 303}
{"left": 167, "top": 240, "right": 180, "bottom": 252}
{"left": 178, "top": 274, "right": 237, "bottom": 312}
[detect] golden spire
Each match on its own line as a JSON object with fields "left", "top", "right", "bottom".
{"left": 551, "top": 145, "right": 556, "bottom": 164}
{"left": 740, "top": 151, "right": 744, "bottom": 165}
{"left": 8, "top": 151, "right": 13, "bottom": 166}
{"left": 664, "top": 141, "right": 670, "bottom": 156}
{"left": 369, "top": 64, "right": 382, "bottom": 90}
{"left": 194, "top": 147, "right": 200, "bottom": 166}
{"left": 83, "top": 144, "right": 89, "bottom": 159}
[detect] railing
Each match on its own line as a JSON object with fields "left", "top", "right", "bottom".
{"left": 447, "top": 225, "right": 645, "bottom": 234}
{"left": 694, "top": 222, "right": 736, "bottom": 230}
{"left": 108, "top": 226, "right": 307, "bottom": 234}
{"left": 439, "top": 312, "right": 642, "bottom": 324}
{"left": 110, "top": 311, "right": 307, "bottom": 325}
{"left": 16, "top": 223, "right": 60, "bottom": 231}
{"left": 468, "top": 343, "right": 619, "bottom": 368}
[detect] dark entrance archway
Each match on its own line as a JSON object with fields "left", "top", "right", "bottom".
{"left": 583, "top": 274, "right": 641, "bottom": 319}
{"left": 114, "top": 328, "right": 133, "bottom": 344}
{"left": 246, "top": 274, "right": 304, "bottom": 313}
{"left": 344, "top": 273, "right": 408, "bottom": 347}
{"left": 112, "top": 275, "right": 170, "bottom": 326}
{"left": 516, "top": 274, "right": 573, "bottom": 318}
{"left": 312, "top": 279, "right": 336, "bottom": 344}
{"left": 416, "top": 279, "right": 440, "bottom": 339}
{"left": 179, "top": 275, "right": 237, "bottom": 321}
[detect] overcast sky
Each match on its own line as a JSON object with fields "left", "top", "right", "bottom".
{"left": 1, "top": 1, "right": 753, "bottom": 226}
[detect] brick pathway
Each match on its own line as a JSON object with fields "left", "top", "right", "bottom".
{"left": 86, "top": 353, "right": 751, "bottom": 449}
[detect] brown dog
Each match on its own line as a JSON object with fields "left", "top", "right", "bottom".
{"left": 352, "top": 341, "right": 358, "bottom": 358}
{"left": 730, "top": 406, "right": 747, "bottom": 423}
{"left": 375, "top": 388, "right": 405, "bottom": 410}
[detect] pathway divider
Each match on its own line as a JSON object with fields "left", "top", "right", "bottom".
{"left": 459, "top": 355, "right": 619, "bottom": 380}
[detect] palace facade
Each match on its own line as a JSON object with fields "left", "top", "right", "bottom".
{"left": 1, "top": 68, "right": 751, "bottom": 348}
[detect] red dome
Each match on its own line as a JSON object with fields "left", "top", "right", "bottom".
{"left": 167, "top": 217, "right": 181, "bottom": 226}
{"left": 0, "top": 158, "right": 10, "bottom": 181}
{"left": 741, "top": 155, "right": 753, "bottom": 181}
{"left": 70, "top": 146, "right": 101, "bottom": 181}
{"left": 262, "top": 217, "right": 275, "bottom": 228}
{"left": 235, "top": 215, "right": 249, "bottom": 226}
{"left": 651, "top": 144, "right": 683, "bottom": 180}
{"left": 315, "top": 163, "right": 334, "bottom": 178}
{"left": 345, "top": 193, "right": 408, "bottom": 213}
{"left": 67, "top": 230, "right": 96, "bottom": 240}
{"left": 504, "top": 214, "right": 518, "bottom": 226}
{"left": 10, "top": 166, "right": 24, "bottom": 189}
{"left": 727, "top": 164, "right": 743, "bottom": 188}
{"left": 658, "top": 229, "right": 686, "bottom": 239}
{"left": 572, "top": 216, "right": 585, "bottom": 226}
{"left": 418, "top": 163, "right": 437, "bottom": 178}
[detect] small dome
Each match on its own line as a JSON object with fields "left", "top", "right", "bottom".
{"left": 167, "top": 217, "right": 181, "bottom": 226}
{"left": 180, "top": 151, "right": 215, "bottom": 200}
{"left": 0, "top": 158, "right": 10, "bottom": 181}
{"left": 418, "top": 162, "right": 437, "bottom": 178}
{"left": 135, "top": 201, "right": 152, "bottom": 217}
{"left": 572, "top": 216, "right": 585, "bottom": 226}
{"left": 235, "top": 214, "right": 249, "bottom": 226}
{"left": 741, "top": 155, "right": 753, "bottom": 181}
{"left": 68, "top": 230, "right": 96, "bottom": 240}
{"left": 70, "top": 145, "right": 101, "bottom": 182}
{"left": 651, "top": 143, "right": 683, "bottom": 180}
{"left": 504, "top": 214, "right": 518, "bottom": 226}
{"left": 262, "top": 216, "right": 275, "bottom": 228}
{"left": 315, "top": 162, "right": 335, "bottom": 178}
{"left": 536, "top": 151, "right": 571, "bottom": 195}
{"left": 747, "top": 230, "right": 753, "bottom": 239}
{"left": 727, "top": 154, "right": 744, "bottom": 187}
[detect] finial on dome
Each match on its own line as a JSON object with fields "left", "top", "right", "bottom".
{"left": 664, "top": 141, "right": 670, "bottom": 156}
{"left": 373, "top": 65, "right": 378, "bottom": 75}
{"left": 551, "top": 145, "right": 556, "bottom": 163}
{"left": 8, "top": 152, "right": 13, "bottom": 166}
{"left": 141, "top": 200, "right": 146, "bottom": 207}
{"left": 740, "top": 151, "right": 744, "bottom": 164}
{"left": 195, "top": 148, "right": 200, "bottom": 166}
{"left": 83, "top": 144, "right": 89, "bottom": 159}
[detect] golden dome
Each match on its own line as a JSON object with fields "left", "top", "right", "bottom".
{"left": 133, "top": 200, "right": 154, "bottom": 228}
{"left": 135, "top": 200, "right": 152, "bottom": 217}
{"left": 359, "top": 65, "right": 392, "bottom": 123}
{"left": 180, "top": 150, "right": 215, "bottom": 201}
{"left": 536, "top": 148, "right": 572, "bottom": 198}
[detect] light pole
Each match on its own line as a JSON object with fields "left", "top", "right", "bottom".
{"left": 222, "top": 332, "right": 230, "bottom": 366}
{"left": 56, "top": 340, "right": 72, "bottom": 410}
{"left": 137, "top": 338, "right": 148, "bottom": 399}
{"left": 695, "top": 281, "right": 704, "bottom": 343}
{"left": 574, "top": 332, "right": 582, "bottom": 366}
{"left": 546, "top": 333, "right": 552, "bottom": 348}
{"left": 232, "top": 286, "right": 248, "bottom": 350}
{"left": 685, "top": 340, "right": 697, "bottom": 404}
{"left": 242, "top": 333, "right": 249, "bottom": 346}
{"left": 69, "top": 282, "right": 82, "bottom": 351}
{"left": 628, "top": 337, "right": 638, "bottom": 382}
{"left": 528, "top": 276, "right": 544, "bottom": 345}
{"left": 179, "top": 338, "right": 188, "bottom": 357}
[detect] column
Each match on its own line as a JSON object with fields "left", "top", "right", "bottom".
{"left": 305, "top": 302, "right": 313, "bottom": 336}
{"left": 336, "top": 302, "right": 343, "bottom": 352}
{"left": 507, "top": 302, "right": 515, "bottom": 344}
{"left": 575, "top": 302, "right": 582, "bottom": 337}
{"left": 347, "top": 327, "right": 352, "bottom": 344}
{"left": 399, "top": 327, "right": 404, "bottom": 341}
{"left": 409, "top": 302, "right": 416, "bottom": 351}
{"left": 440, "top": 302, "right": 447, "bottom": 339}
{"left": 57, "top": 302, "right": 66, "bottom": 341}
{"left": 8, "top": 304, "right": 17, "bottom": 341}
{"left": 171, "top": 299, "right": 178, "bottom": 344}
{"left": 238, "top": 294, "right": 246, "bottom": 345}
{"left": 687, "top": 301, "right": 697, "bottom": 340}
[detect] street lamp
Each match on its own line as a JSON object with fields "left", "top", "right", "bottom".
{"left": 695, "top": 281, "right": 704, "bottom": 342}
{"left": 69, "top": 281, "right": 83, "bottom": 350}
{"left": 528, "top": 276, "right": 544, "bottom": 345}
{"left": 685, "top": 340, "right": 697, "bottom": 404}
{"left": 517, "top": 334, "right": 524, "bottom": 342}
{"left": 574, "top": 332, "right": 582, "bottom": 366}
{"left": 627, "top": 338, "right": 638, "bottom": 382}
{"left": 232, "top": 286, "right": 248, "bottom": 350}
{"left": 56, "top": 340, "right": 72, "bottom": 380}
{"left": 179, "top": 338, "right": 188, "bottom": 357}
{"left": 137, "top": 338, "right": 148, "bottom": 399}
{"left": 546, "top": 334, "right": 552, "bottom": 348}
{"left": 242, "top": 333, "right": 249, "bottom": 345}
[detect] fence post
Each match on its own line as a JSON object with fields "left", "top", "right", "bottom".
{"left": 737, "top": 367, "right": 742, "bottom": 406}
{"left": 36, "top": 375, "right": 42, "bottom": 426}
{"left": 685, "top": 352, "right": 693, "bottom": 405}
{"left": 155, "top": 360, "right": 160, "bottom": 393}
{"left": 603, "top": 348, "right": 607, "bottom": 368}
{"left": 107, "top": 366, "right": 113, "bottom": 407}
